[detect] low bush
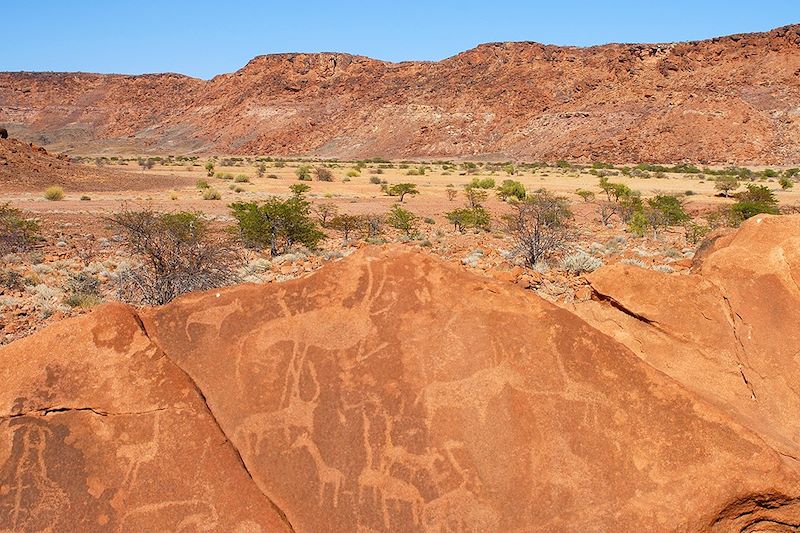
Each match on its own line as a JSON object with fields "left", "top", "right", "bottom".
{"left": 0, "top": 204, "right": 40, "bottom": 251}
{"left": 108, "top": 208, "right": 239, "bottom": 305}
{"left": 44, "top": 186, "right": 64, "bottom": 201}
{"left": 561, "top": 251, "right": 603, "bottom": 274}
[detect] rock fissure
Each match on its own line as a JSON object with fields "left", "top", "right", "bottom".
{"left": 0, "top": 406, "right": 167, "bottom": 420}
{"left": 129, "top": 308, "right": 297, "bottom": 533}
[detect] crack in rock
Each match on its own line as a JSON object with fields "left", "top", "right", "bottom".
{"left": 1, "top": 406, "right": 167, "bottom": 420}
{"left": 130, "top": 308, "right": 297, "bottom": 533}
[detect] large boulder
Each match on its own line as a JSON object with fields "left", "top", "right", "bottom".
{"left": 2, "top": 239, "right": 800, "bottom": 531}
{"left": 0, "top": 303, "right": 292, "bottom": 531}
{"left": 575, "top": 214, "right": 800, "bottom": 460}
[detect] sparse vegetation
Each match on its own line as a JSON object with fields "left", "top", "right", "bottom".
{"left": 0, "top": 203, "right": 40, "bottom": 251}
{"left": 44, "top": 186, "right": 64, "bottom": 201}
{"left": 504, "top": 191, "right": 573, "bottom": 266}
{"left": 108, "top": 208, "right": 238, "bottom": 305}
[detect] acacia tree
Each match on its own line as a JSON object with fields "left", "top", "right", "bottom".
{"left": 714, "top": 175, "right": 740, "bottom": 197}
{"left": 386, "top": 205, "right": 418, "bottom": 236}
{"left": 628, "top": 194, "right": 689, "bottom": 239}
{"left": 314, "top": 203, "right": 339, "bottom": 227}
{"left": 230, "top": 190, "right": 324, "bottom": 256}
{"left": 503, "top": 192, "right": 572, "bottom": 266}
{"left": 387, "top": 183, "right": 419, "bottom": 202}
{"left": 329, "top": 214, "right": 364, "bottom": 243}
{"left": 445, "top": 207, "right": 490, "bottom": 232}
{"left": 464, "top": 187, "right": 488, "bottom": 208}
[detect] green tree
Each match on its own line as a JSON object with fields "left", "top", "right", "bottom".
{"left": 496, "top": 180, "right": 526, "bottom": 201}
{"left": 230, "top": 196, "right": 324, "bottom": 256}
{"left": 642, "top": 195, "right": 689, "bottom": 239}
{"left": 205, "top": 161, "right": 215, "bottom": 177}
{"left": 329, "top": 214, "right": 364, "bottom": 242}
{"left": 386, "top": 205, "right": 418, "bottom": 236}
{"left": 779, "top": 176, "right": 794, "bottom": 190}
{"left": 464, "top": 186, "right": 488, "bottom": 208}
{"left": 388, "top": 183, "right": 419, "bottom": 202}
{"left": 445, "top": 207, "right": 490, "bottom": 232}
{"left": 714, "top": 175, "right": 740, "bottom": 197}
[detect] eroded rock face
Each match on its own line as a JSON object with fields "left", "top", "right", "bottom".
{"left": 2, "top": 235, "right": 800, "bottom": 531}
{"left": 576, "top": 214, "right": 800, "bottom": 460}
{"left": 2, "top": 25, "right": 800, "bottom": 163}
{"left": 0, "top": 304, "right": 292, "bottom": 531}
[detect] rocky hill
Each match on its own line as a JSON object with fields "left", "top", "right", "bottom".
{"left": 1, "top": 25, "right": 800, "bottom": 164}
{"left": 1, "top": 215, "right": 799, "bottom": 531}
{"left": 0, "top": 137, "right": 192, "bottom": 192}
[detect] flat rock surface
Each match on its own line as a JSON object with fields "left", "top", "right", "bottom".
{"left": 1, "top": 228, "right": 800, "bottom": 530}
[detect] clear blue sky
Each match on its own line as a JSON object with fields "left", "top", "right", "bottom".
{"left": 3, "top": 1, "right": 798, "bottom": 79}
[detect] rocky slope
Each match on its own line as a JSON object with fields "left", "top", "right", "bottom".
{"left": 0, "top": 137, "right": 192, "bottom": 192}
{"left": 2, "top": 25, "right": 800, "bottom": 163}
{"left": 2, "top": 216, "right": 800, "bottom": 530}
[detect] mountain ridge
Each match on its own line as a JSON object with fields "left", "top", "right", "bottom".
{"left": 1, "top": 24, "right": 799, "bottom": 163}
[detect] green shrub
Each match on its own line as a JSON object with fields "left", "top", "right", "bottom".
{"left": 385, "top": 205, "right": 418, "bottom": 236}
{"left": 468, "top": 178, "right": 496, "bottom": 189}
{"left": 730, "top": 184, "right": 779, "bottom": 222}
{"left": 234, "top": 174, "right": 250, "bottom": 183}
{"left": 80, "top": 195, "right": 92, "bottom": 201}
{"left": 202, "top": 189, "right": 221, "bottom": 200}
{"left": 196, "top": 179, "right": 210, "bottom": 189}
{"left": 296, "top": 164, "right": 313, "bottom": 181}
{"left": 44, "top": 186, "right": 64, "bottom": 201}
{"left": 108, "top": 208, "right": 238, "bottom": 305}
{"left": 347, "top": 169, "right": 360, "bottom": 178}
{"left": 369, "top": 176, "right": 382, "bottom": 185}
{"left": 497, "top": 180, "right": 526, "bottom": 201}
{"left": 445, "top": 207, "right": 490, "bottom": 232}
{"left": 0, "top": 204, "right": 39, "bottom": 251}
{"left": 230, "top": 196, "right": 324, "bottom": 256}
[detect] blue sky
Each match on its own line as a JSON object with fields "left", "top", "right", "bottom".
{"left": 3, "top": 1, "right": 798, "bottom": 79}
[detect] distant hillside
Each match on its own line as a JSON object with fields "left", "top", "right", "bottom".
{"left": 1, "top": 25, "right": 799, "bottom": 164}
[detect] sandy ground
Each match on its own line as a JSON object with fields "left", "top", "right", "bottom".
{"left": 3, "top": 159, "right": 798, "bottom": 222}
